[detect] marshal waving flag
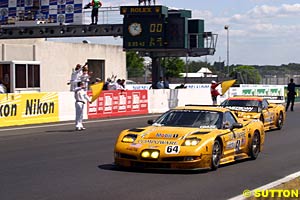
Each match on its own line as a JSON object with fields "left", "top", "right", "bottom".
{"left": 90, "top": 82, "right": 104, "bottom": 103}
{"left": 221, "top": 79, "right": 236, "bottom": 95}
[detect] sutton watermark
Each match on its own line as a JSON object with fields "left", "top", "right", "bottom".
{"left": 243, "top": 189, "right": 299, "bottom": 198}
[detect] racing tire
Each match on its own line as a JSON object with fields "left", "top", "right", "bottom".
{"left": 276, "top": 112, "right": 284, "bottom": 130}
{"left": 211, "top": 140, "right": 222, "bottom": 170}
{"left": 249, "top": 131, "right": 260, "bottom": 160}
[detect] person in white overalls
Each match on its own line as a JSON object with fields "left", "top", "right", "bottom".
{"left": 74, "top": 82, "right": 91, "bottom": 131}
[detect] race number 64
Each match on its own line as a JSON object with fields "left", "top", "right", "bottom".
{"left": 165, "top": 145, "right": 180, "bottom": 154}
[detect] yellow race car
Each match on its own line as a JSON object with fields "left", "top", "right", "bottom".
{"left": 220, "top": 96, "right": 286, "bottom": 131}
{"left": 114, "top": 105, "right": 265, "bottom": 170}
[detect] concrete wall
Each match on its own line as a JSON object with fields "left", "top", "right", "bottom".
{"left": 0, "top": 39, "right": 126, "bottom": 92}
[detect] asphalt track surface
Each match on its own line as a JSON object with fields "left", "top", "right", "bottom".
{"left": 1, "top": 106, "right": 300, "bottom": 200}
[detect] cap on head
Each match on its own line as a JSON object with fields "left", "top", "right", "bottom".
{"left": 211, "top": 80, "right": 216, "bottom": 84}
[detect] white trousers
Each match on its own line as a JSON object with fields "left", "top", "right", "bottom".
{"left": 75, "top": 102, "right": 85, "bottom": 128}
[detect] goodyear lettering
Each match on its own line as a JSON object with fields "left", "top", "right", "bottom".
{"left": 138, "top": 139, "right": 178, "bottom": 145}
{"left": 25, "top": 99, "right": 55, "bottom": 115}
{"left": 130, "top": 7, "right": 152, "bottom": 13}
{"left": 0, "top": 104, "right": 17, "bottom": 117}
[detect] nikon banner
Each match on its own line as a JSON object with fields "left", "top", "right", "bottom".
{"left": 0, "top": 93, "right": 59, "bottom": 127}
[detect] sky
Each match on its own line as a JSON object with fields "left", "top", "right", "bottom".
{"left": 67, "top": 0, "right": 300, "bottom": 66}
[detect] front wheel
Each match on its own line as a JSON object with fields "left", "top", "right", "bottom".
{"left": 211, "top": 140, "right": 222, "bottom": 170}
{"left": 250, "top": 131, "right": 260, "bottom": 160}
{"left": 276, "top": 112, "right": 284, "bottom": 130}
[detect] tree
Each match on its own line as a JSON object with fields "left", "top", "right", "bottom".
{"left": 126, "top": 51, "right": 145, "bottom": 78}
{"left": 231, "top": 65, "right": 261, "bottom": 84}
{"left": 161, "top": 57, "right": 185, "bottom": 77}
{"left": 186, "top": 60, "right": 212, "bottom": 73}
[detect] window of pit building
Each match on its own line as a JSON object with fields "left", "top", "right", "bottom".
{"left": 15, "top": 64, "right": 40, "bottom": 88}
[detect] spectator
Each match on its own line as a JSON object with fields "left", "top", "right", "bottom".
{"left": 0, "top": 80, "right": 7, "bottom": 93}
{"left": 68, "top": 63, "right": 84, "bottom": 92}
{"left": 286, "top": 78, "right": 300, "bottom": 111}
{"left": 211, "top": 80, "right": 221, "bottom": 105}
{"left": 90, "top": 0, "right": 102, "bottom": 25}
{"left": 164, "top": 77, "right": 170, "bottom": 89}
{"left": 103, "top": 78, "right": 111, "bottom": 90}
{"left": 120, "top": 79, "right": 126, "bottom": 89}
{"left": 81, "top": 65, "right": 92, "bottom": 91}
{"left": 156, "top": 77, "right": 164, "bottom": 89}
{"left": 116, "top": 79, "right": 125, "bottom": 90}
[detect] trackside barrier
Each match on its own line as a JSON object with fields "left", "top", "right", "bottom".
{"left": 87, "top": 90, "right": 148, "bottom": 119}
{"left": 0, "top": 92, "right": 59, "bottom": 127}
{"left": 0, "top": 84, "right": 286, "bottom": 128}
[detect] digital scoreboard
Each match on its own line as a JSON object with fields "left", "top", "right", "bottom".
{"left": 121, "top": 6, "right": 168, "bottom": 50}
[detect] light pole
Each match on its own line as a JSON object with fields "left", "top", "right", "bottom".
{"left": 224, "top": 25, "right": 229, "bottom": 76}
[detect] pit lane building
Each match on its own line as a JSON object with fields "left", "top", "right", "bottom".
{"left": 0, "top": 39, "right": 126, "bottom": 93}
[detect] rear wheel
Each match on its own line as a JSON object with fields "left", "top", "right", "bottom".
{"left": 250, "top": 131, "right": 260, "bottom": 160}
{"left": 276, "top": 112, "right": 284, "bottom": 130}
{"left": 211, "top": 140, "right": 222, "bottom": 170}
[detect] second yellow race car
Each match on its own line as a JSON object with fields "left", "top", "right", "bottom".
{"left": 220, "top": 96, "right": 286, "bottom": 131}
{"left": 114, "top": 105, "right": 265, "bottom": 171}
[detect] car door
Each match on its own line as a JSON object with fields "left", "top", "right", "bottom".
{"left": 261, "top": 99, "right": 274, "bottom": 126}
{"left": 221, "top": 111, "right": 247, "bottom": 157}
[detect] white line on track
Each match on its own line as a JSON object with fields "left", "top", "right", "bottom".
{"left": 228, "top": 171, "right": 300, "bottom": 200}
{"left": 0, "top": 114, "right": 160, "bottom": 132}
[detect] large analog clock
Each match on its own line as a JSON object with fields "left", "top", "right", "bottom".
{"left": 128, "top": 23, "right": 142, "bottom": 36}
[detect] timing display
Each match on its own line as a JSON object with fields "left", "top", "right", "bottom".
{"left": 123, "top": 17, "right": 167, "bottom": 49}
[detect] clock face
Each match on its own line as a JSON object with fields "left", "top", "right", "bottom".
{"left": 128, "top": 23, "right": 142, "bottom": 36}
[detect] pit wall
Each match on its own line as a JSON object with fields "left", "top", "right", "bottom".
{"left": 0, "top": 84, "right": 285, "bottom": 127}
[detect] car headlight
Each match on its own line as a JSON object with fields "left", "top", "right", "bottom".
{"left": 183, "top": 138, "right": 201, "bottom": 146}
{"left": 121, "top": 134, "right": 137, "bottom": 143}
{"left": 141, "top": 150, "right": 160, "bottom": 159}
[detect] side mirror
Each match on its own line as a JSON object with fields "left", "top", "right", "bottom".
{"left": 147, "top": 119, "right": 155, "bottom": 125}
{"left": 230, "top": 123, "right": 243, "bottom": 130}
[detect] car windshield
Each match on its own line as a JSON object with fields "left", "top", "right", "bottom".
{"left": 154, "top": 110, "right": 222, "bottom": 129}
{"left": 221, "top": 100, "right": 261, "bottom": 107}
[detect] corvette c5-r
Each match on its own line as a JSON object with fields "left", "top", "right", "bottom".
{"left": 220, "top": 96, "right": 286, "bottom": 131}
{"left": 114, "top": 105, "right": 265, "bottom": 170}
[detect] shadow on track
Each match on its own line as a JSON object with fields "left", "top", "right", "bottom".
{"left": 98, "top": 157, "right": 255, "bottom": 175}
{"left": 98, "top": 163, "right": 210, "bottom": 175}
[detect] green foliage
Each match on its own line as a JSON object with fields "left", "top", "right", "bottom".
{"left": 126, "top": 51, "right": 145, "bottom": 78}
{"left": 186, "top": 60, "right": 212, "bottom": 73}
{"left": 161, "top": 57, "right": 185, "bottom": 78}
{"left": 231, "top": 65, "right": 261, "bottom": 84}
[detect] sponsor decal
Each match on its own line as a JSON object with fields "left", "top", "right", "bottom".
{"left": 199, "top": 125, "right": 217, "bottom": 129}
{"left": 0, "top": 93, "right": 59, "bottom": 127}
{"left": 137, "top": 139, "right": 178, "bottom": 145}
{"left": 155, "top": 133, "right": 179, "bottom": 138}
{"left": 225, "top": 106, "right": 255, "bottom": 112}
